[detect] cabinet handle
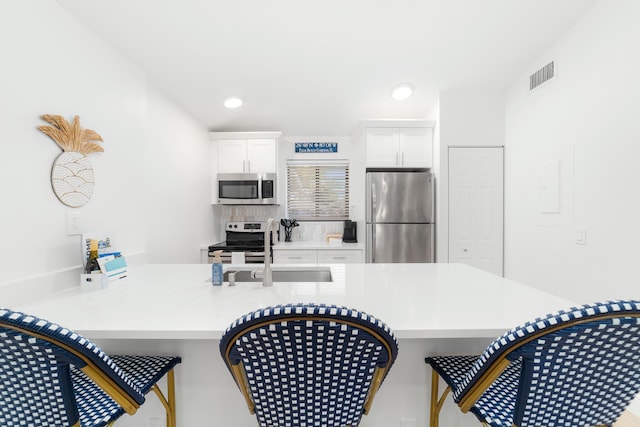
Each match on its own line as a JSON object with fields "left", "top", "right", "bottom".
{"left": 289, "top": 256, "right": 302, "bottom": 259}
{"left": 247, "top": 160, "right": 251, "bottom": 172}
{"left": 396, "top": 152, "right": 398, "bottom": 165}
{"left": 243, "top": 160, "right": 246, "bottom": 173}
{"left": 333, "top": 256, "right": 347, "bottom": 260}
{"left": 402, "top": 152, "right": 404, "bottom": 166}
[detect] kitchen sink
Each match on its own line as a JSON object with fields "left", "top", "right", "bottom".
{"left": 223, "top": 267, "right": 333, "bottom": 283}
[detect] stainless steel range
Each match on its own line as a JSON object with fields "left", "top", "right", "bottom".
{"left": 208, "top": 222, "right": 273, "bottom": 264}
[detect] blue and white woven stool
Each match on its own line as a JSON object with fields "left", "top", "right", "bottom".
{"left": 425, "top": 300, "right": 640, "bottom": 427}
{"left": 0, "top": 308, "right": 181, "bottom": 427}
{"left": 220, "top": 303, "right": 399, "bottom": 427}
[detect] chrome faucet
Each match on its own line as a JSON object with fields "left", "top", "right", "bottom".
{"left": 251, "top": 218, "right": 277, "bottom": 287}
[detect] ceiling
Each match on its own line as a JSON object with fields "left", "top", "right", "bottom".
{"left": 57, "top": 0, "right": 597, "bottom": 136}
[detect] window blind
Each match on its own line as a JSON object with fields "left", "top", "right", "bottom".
{"left": 286, "top": 160, "right": 349, "bottom": 221}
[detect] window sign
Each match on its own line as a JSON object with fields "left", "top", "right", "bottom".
{"left": 295, "top": 142, "right": 338, "bottom": 153}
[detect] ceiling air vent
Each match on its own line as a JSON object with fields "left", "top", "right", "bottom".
{"left": 529, "top": 61, "right": 555, "bottom": 91}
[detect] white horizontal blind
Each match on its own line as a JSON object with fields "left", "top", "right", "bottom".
{"left": 287, "top": 160, "right": 349, "bottom": 221}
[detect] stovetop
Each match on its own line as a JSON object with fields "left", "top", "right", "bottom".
{"left": 208, "top": 221, "right": 272, "bottom": 252}
{"left": 208, "top": 241, "right": 265, "bottom": 252}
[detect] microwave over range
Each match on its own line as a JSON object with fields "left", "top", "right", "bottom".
{"left": 217, "top": 173, "right": 277, "bottom": 205}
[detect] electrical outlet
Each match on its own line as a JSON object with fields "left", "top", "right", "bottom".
{"left": 575, "top": 227, "right": 587, "bottom": 245}
{"left": 400, "top": 418, "right": 417, "bottom": 427}
{"left": 67, "top": 212, "right": 81, "bottom": 235}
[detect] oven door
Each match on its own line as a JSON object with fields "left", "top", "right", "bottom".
{"left": 217, "top": 173, "right": 276, "bottom": 205}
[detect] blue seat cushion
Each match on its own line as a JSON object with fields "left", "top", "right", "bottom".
{"left": 72, "top": 355, "right": 180, "bottom": 427}
{"left": 427, "top": 355, "right": 522, "bottom": 427}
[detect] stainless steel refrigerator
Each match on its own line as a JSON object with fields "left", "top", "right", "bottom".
{"left": 366, "top": 171, "right": 434, "bottom": 263}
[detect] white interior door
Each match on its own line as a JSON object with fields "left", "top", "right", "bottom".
{"left": 449, "top": 147, "right": 504, "bottom": 276}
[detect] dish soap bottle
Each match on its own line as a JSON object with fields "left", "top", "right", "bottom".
{"left": 211, "top": 250, "right": 224, "bottom": 286}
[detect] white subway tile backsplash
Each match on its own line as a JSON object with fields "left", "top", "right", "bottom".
{"left": 213, "top": 206, "right": 344, "bottom": 242}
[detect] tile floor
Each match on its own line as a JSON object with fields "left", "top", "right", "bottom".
{"left": 617, "top": 411, "right": 640, "bottom": 427}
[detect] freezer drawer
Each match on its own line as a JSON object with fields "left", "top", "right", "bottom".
{"left": 366, "top": 223, "right": 434, "bottom": 263}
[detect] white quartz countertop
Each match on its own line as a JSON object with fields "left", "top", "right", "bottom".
{"left": 15, "top": 263, "right": 574, "bottom": 341}
{"left": 273, "top": 241, "right": 364, "bottom": 250}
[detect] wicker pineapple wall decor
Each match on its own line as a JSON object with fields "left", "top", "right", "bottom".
{"left": 37, "top": 114, "right": 104, "bottom": 208}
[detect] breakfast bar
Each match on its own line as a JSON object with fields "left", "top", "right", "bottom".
{"left": 14, "top": 263, "right": 575, "bottom": 426}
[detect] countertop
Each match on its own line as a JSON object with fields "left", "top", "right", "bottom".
{"left": 272, "top": 241, "right": 364, "bottom": 250}
{"left": 15, "top": 263, "right": 575, "bottom": 341}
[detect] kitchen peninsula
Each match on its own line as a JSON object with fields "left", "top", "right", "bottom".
{"left": 14, "top": 263, "right": 574, "bottom": 426}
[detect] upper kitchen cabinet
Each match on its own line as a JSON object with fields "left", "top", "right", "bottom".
{"left": 363, "top": 121, "right": 434, "bottom": 168}
{"left": 210, "top": 131, "right": 281, "bottom": 204}
{"left": 211, "top": 132, "right": 280, "bottom": 174}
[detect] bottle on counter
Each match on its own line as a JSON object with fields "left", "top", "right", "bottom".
{"left": 85, "top": 241, "right": 100, "bottom": 274}
{"left": 211, "top": 250, "right": 224, "bottom": 286}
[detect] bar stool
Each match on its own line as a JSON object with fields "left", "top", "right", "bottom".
{"left": 220, "top": 303, "right": 398, "bottom": 427}
{"left": 0, "top": 308, "right": 181, "bottom": 427}
{"left": 425, "top": 300, "right": 640, "bottom": 427}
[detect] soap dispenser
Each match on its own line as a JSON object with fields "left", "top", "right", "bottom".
{"left": 211, "top": 250, "right": 224, "bottom": 286}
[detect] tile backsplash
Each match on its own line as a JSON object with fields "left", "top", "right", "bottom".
{"left": 214, "top": 205, "right": 344, "bottom": 242}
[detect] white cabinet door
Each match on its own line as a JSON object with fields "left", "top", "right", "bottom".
{"left": 247, "top": 139, "right": 276, "bottom": 173}
{"left": 273, "top": 250, "right": 317, "bottom": 264}
{"left": 218, "top": 139, "right": 277, "bottom": 173}
{"left": 448, "top": 147, "right": 504, "bottom": 276}
{"left": 274, "top": 248, "right": 363, "bottom": 264}
{"left": 218, "top": 140, "right": 247, "bottom": 173}
{"left": 366, "top": 129, "right": 399, "bottom": 167}
{"left": 317, "top": 249, "right": 362, "bottom": 264}
{"left": 399, "top": 128, "right": 432, "bottom": 168}
{"left": 366, "top": 128, "right": 433, "bottom": 168}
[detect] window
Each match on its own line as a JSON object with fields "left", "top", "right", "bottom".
{"left": 286, "top": 160, "right": 349, "bottom": 221}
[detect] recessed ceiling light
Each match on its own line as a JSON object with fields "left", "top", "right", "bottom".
{"left": 391, "top": 83, "right": 413, "bottom": 101}
{"left": 224, "top": 97, "right": 243, "bottom": 109}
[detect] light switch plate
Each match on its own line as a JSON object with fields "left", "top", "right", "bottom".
{"left": 575, "top": 227, "right": 587, "bottom": 245}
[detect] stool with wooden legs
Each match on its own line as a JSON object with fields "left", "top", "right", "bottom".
{"left": 426, "top": 300, "right": 640, "bottom": 427}
{"left": 220, "top": 303, "right": 399, "bottom": 427}
{"left": 0, "top": 308, "right": 181, "bottom": 427}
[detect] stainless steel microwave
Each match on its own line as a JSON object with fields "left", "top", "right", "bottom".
{"left": 217, "top": 173, "right": 277, "bottom": 205}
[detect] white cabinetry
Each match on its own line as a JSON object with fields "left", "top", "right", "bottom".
{"left": 210, "top": 132, "right": 280, "bottom": 203}
{"left": 217, "top": 138, "right": 277, "bottom": 174}
{"left": 365, "top": 126, "right": 433, "bottom": 168}
{"left": 273, "top": 250, "right": 318, "bottom": 264}
{"left": 316, "top": 249, "right": 363, "bottom": 264}
{"left": 273, "top": 247, "right": 363, "bottom": 264}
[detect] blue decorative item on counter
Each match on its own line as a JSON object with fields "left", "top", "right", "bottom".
{"left": 212, "top": 250, "right": 223, "bottom": 285}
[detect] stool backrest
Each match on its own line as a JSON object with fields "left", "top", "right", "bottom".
{"left": 0, "top": 308, "right": 145, "bottom": 426}
{"left": 220, "top": 303, "right": 398, "bottom": 427}
{"left": 456, "top": 300, "right": 640, "bottom": 427}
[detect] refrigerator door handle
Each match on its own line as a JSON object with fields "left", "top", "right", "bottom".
{"left": 371, "top": 183, "right": 377, "bottom": 218}
{"left": 365, "top": 224, "right": 376, "bottom": 263}
{"left": 366, "top": 225, "right": 373, "bottom": 263}
{"left": 371, "top": 227, "right": 376, "bottom": 263}
{"left": 366, "top": 173, "right": 376, "bottom": 222}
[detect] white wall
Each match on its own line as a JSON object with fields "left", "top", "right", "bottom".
{"left": 0, "top": 1, "right": 213, "bottom": 295}
{"left": 436, "top": 90, "right": 506, "bottom": 262}
{"left": 144, "top": 84, "right": 214, "bottom": 263}
{"left": 504, "top": 0, "right": 640, "bottom": 301}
